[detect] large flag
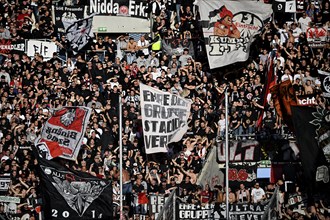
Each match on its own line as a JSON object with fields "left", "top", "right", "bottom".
{"left": 257, "top": 56, "right": 275, "bottom": 128}
{"left": 270, "top": 80, "right": 297, "bottom": 131}
{"left": 140, "top": 83, "right": 192, "bottom": 154}
{"left": 318, "top": 70, "right": 330, "bottom": 98}
{"left": 272, "top": 0, "right": 296, "bottom": 13}
{"left": 196, "top": 146, "right": 224, "bottom": 190}
{"left": 197, "top": 0, "right": 272, "bottom": 69}
{"left": 66, "top": 15, "right": 94, "bottom": 52}
{"left": 291, "top": 106, "right": 329, "bottom": 192}
{"left": 35, "top": 106, "right": 92, "bottom": 161}
{"left": 34, "top": 147, "right": 113, "bottom": 220}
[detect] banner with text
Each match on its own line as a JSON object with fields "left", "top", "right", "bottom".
{"left": 197, "top": 0, "right": 272, "bottom": 69}
{"left": 87, "top": 0, "right": 148, "bottom": 19}
{"left": 306, "top": 27, "right": 328, "bottom": 48}
{"left": 27, "top": 40, "right": 58, "bottom": 58}
{"left": 54, "top": 5, "right": 85, "bottom": 32}
{"left": 0, "top": 174, "right": 11, "bottom": 193}
{"left": 227, "top": 164, "right": 257, "bottom": 189}
{"left": 177, "top": 203, "right": 266, "bottom": 220}
{"left": 149, "top": 194, "right": 168, "bottom": 219}
{"left": 36, "top": 106, "right": 92, "bottom": 160}
{"left": 0, "top": 39, "right": 25, "bottom": 54}
{"left": 140, "top": 83, "right": 192, "bottom": 154}
{"left": 217, "top": 140, "right": 260, "bottom": 163}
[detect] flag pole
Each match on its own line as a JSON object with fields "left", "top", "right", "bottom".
{"left": 225, "top": 88, "right": 229, "bottom": 219}
{"left": 119, "top": 96, "right": 123, "bottom": 220}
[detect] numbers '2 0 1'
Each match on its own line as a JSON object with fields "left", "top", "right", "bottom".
{"left": 51, "top": 209, "right": 103, "bottom": 218}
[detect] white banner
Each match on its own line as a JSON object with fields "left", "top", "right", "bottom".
{"left": 140, "top": 83, "right": 192, "bottom": 154}
{"left": 0, "top": 196, "right": 20, "bottom": 204}
{"left": 27, "top": 40, "right": 57, "bottom": 58}
{"left": 36, "top": 106, "right": 92, "bottom": 161}
{"left": 197, "top": 0, "right": 272, "bottom": 69}
{"left": 196, "top": 146, "right": 224, "bottom": 190}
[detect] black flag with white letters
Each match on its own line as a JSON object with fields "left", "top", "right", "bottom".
{"left": 34, "top": 147, "right": 113, "bottom": 220}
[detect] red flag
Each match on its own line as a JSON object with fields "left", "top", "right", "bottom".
{"left": 138, "top": 192, "right": 149, "bottom": 204}
{"left": 270, "top": 80, "right": 297, "bottom": 131}
{"left": 257, "top": 59, "right": 275, "bottom": 128}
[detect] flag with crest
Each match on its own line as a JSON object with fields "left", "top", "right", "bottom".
{"left": 34, "top": 147, "right": 113, "bottom": 220}
{"left": 35, "top": 106, "right": 92, "bottom": 161}
{"left": 66, "top": 15, "right": 94, "bottom": 52}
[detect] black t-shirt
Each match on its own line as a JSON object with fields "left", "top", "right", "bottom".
{"left": 133, "top": 183, "right": 144, "bottom": 193}
{"left": 242, "top": 115, "right": 255, "bottom": 127}
{"left": 231, "top": 116, "right": 241, "bottom": 128}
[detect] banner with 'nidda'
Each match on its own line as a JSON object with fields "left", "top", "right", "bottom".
{"left": 140, "top": 83, "right": 192, "bottom": 154}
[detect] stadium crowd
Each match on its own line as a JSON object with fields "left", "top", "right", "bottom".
{"left": 0, "top": 0, "right": 329, "bottom": 219}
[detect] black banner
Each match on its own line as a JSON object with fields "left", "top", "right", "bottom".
{"left": 0, "top": 40, "right": 25, "bottom": 54}
{"left": 318, "top": 70, "right": 330, "bottom": 98}
{"left": 217, "top": 140, "right": 260, "bottom": 163}
{"left": 228, "top": 164, "right": 257, "bottom": 189}
{"left": 87, "top": 0, "right": 148, "bottom": 19}
{"left": 35, "top": 149, "right": 113, "bottom": 220}
{"left": 291, "top": 106, "right": 329, "bottom": 193}
{"left": 54, "top": 6, "right": 85, "bottom": 32}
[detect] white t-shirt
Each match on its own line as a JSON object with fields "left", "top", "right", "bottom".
{"left": 251, "top": 187, "right": 265, "bottom": 203}
{"left": 291, "top": 27, "right": 302, "bottom": 42}
{"left": 298, "top": 16, "right": 312, "bottom": 32}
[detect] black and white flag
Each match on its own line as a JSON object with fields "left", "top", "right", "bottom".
{"left": 272, "top": 0, "right": 296, "bottom": 13}
{"left": 34, "top": 148, "right": 113, "bottom": 220}
{"left": 318, "top": 70, "right": 330, "bottom": 98}
{"left": 66, "top": 15, "right": 94, "bottom": 52}
{"left": 197, "top": 0, "right": 272, "bottom": 69}
{"left": 140, "top": 83, "right": 192, "bottom": 154}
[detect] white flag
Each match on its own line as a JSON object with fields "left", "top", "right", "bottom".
{"left": 66, "top": 15, "right": 94, "bottom": 52}
{"left": 196, "top": 146, "right": 224, "bottom": 190}
{"left": 140, "top": 83, "right": 192, "bottom": 154}
{"left": 197, "top": 0, "right": 272, "bottom": 69}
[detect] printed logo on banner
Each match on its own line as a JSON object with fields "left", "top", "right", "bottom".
{"left": 310, "top": 107, "right": 330, "bottom": 164}
{"left": 41, "top": 165, "right": 110, "bottom": 217}
{"left": 37, "top": 106, "right": 92, "bottom": 160}
{"left": 306, "top": 27, "right": 327, "bottom": 48}
{"left": 228, "top": 168, "right": 256, "bottom": 182}
{"left": 209, "top": 8, "right": 263, "bottom": 55}
{"left": 54, "top": 6, "right": 84, "bottom": 32}
{"left": 88, "top": 0, "right": 148, "bottom": 19}
{"left": 197, "top": 0, "right": 271, "bottom": 69}
{"left": 66, "top": 15, "right": 94, "bottom": 53}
